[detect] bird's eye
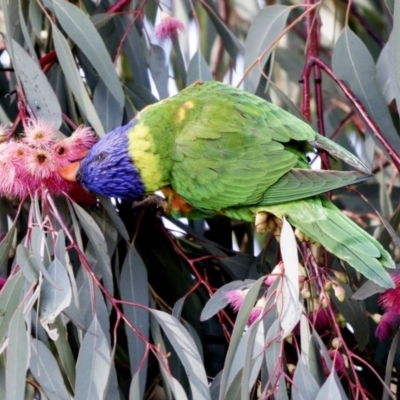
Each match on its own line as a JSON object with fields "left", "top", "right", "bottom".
{"left": 95, "top": 152, "right": 107, "bottom": 162}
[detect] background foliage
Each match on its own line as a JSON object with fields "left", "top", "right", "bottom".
{"left": 0, "top": 0, "right": 399, "bottom": 399}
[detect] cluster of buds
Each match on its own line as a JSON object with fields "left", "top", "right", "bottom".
{"left": 0, "top": 119, "right": 97, "bottom": 199}
{"left": 254, "top": 211, "right": 321, "bottom": 248}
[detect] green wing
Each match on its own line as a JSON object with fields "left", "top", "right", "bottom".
{"left": 168, "top": 81, "right": 364, "bottom": 210}
{"left": 170, "top": 82, "right": 315, "bottom": 210}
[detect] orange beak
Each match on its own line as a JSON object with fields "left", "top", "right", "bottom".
{"left": 57, "top": 149, "right": 89, "bottom": 182}
{"left": 58, "top": 161, "right": 81, "bottom": 182}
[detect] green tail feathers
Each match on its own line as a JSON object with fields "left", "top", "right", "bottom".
{"left": 248, "top": 198, "right": 395, "bottom": 289}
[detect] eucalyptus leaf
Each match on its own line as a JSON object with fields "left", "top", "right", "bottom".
{"left": 243, "top": 5, "right": 291, "bottom": 93}
{"left": 332, "top": 27, "right": 400, "bottom": 155}
{"left": 200, "top": 281, "right": 245, "bottom": 321}
{"left": 52, "top": 0, "right": 124, "bottom": 107}
{"left": 149, "top": 45, "right": 170, "bottom": 99}
{"left": 187, "top": 50, "right": 213, "bottom": 85}
{"left": 39, "top": 259, "right": 72, "bottom": 341}
{"left": 75, "top": 316, "right": 111, "bottom": 400}
{"left": 7, "top": 39, "right": 61, "bottom": 126}
{"left": 120, "top": 244, "right": 149, "bottom": 399}
{"left": 151, "top": 310, "right": 211, "bottom": 400}
{"left": 6, "top": 307, "right": 29, "bottom": 400}
{"left": 30, "top": 338, "right": 70, "bottom": 400}
{"left": 51, "top": 23, "right": 104, "bottom": 136}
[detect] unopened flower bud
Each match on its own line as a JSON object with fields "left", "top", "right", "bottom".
{"left": 333, "top": 285, "right": 346, "bottom": 302}
{"left": 331, "top": 337, "right": 342, "bottom": 349}
{"left": 333, "top": 271, "right": 348, "bottom": 284}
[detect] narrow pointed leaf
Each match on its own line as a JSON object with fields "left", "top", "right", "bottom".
{"left": 75, "top": 316, "right": 111, "bottom": 400}
{"left": 51, "top": 23, "right": 104, "bottom": 136}
{"left": 52, "top": 0, "right": 124, "bottom": 107}
{"left": 6, "top": 308, "right": 28, "bottom": 400}
{"left": 151, "top": 310, "right": 211, "bottom": 400}
{"left": 30, "top": 338, "right": 70, "bottom": 400}
{"left": 244, "top": 5, "right": 291, "bottom": 93}
{"left": 120, "top": 244, "right": 149, "bottom": 399}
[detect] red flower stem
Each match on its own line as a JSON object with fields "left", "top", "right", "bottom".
{"left": 310, "top": 56, "right": 400, "bottom": 173}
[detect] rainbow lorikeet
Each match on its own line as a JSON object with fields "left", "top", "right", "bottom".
{"left": 59, "top": 81, "right": 394, "bottom": 288}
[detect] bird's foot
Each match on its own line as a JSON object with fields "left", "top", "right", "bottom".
{"left": 132, "top": 195, "right": 167, "bottom": 217}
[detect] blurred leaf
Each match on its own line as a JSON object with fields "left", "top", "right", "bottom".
{"left": 6, "top": 307, "right": 28, "bottom": 400}
{"left": 30, "top": 338, "right": 70, "bottom": 400}
{"left": 200, "top": 281, "right": 244, "bottom": 321}
{"left": 39, "top": 259, "right": 72, "bottom": 341}
{"left": 90, "top": 13, "right": 114, "bottom": 29}
{"left": 187, "top": 50, "right": 213, "bottom": 85}
{"left": 278, "top": 218, "right": 301, "bottom": 336}
{"left": 6, "top": 39, "right": 62, "bottom": 127}
{"left": 149, "top": 45, "right": 169, "bottom": 99}
{"left": 98, "top": 196, "right": 129, "bottom": 242}
{"left": 52, "top": 316, "right": 76, "bottom": 390}
{"left": 332, "top": 27, "right": 400, "bottom": 154}
{"left": 292, "top": 359, "right": 320, "bottom": 400}
{"left": 352, "top": 278, "right": 387, "bottom": 300}
{"left": 93, "top": 80, "right": 124, "bottom": 132}
{"left": 0, "top": 273, "right": 24, "bottom": 344}
{"left": 332, "top": 284, "right": 369, "bottom": 350}
{"left": 265, "top": 320, "right": 288, "bottom": 399}
{"left": 243, "top": 5, "right": 291, "bottom": 93}
{"left": 75, "top": 270, "right": 109, "bottom": 341}
{"left": 0, "top": 222, "right": 16, "bottom": 275}
{"left": 240, "top": 320, "right": 264, "bottom": 397}
{"left": 72, "top": 201, "right": 113, "bottom": 298}
{"left": 75, "top": 316, "right": 111, "bottom": 400}
{"left": 29, "top": 0, "right": 43, "bottom": 38}
{"left": 51, "top": 23, "right": 105, "bottom": 136}
{"left": 201, "top": 0, "right": 243, "bottom": 64}
{"left": 114, "top": 15, "right": 150, "bottom": 88}
{"left": 31, "top": 227, "right": 61, "bottom": 289}
{"left": 16, "top": 244, "right": 39, "bottom": 283}
{"left": 52, "top": 0, "right": 124, "bottom": 107}
{"left": 120, "top": 244, "right": 149, "bottom": 399}
{"left": 218, "top": 276, "right": 264, "bottom": 399}
{"left": 150, "top": 310, "right": 211, "bottom": 400}
{"left": 315, "top": 372, "right": 344, "bottom": 400}
{"left": 383, "top": 330, "right": 400, "bottom": 400}
{"left": 125, "top": 82, "right": 159, "bottom": 111}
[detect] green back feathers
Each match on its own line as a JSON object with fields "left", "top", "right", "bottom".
{"left": 127, "top": 81, "right": 368, "bottom": 210}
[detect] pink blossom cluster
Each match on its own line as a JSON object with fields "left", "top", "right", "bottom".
{"left": 376, "top": 274, "right": 400, "bottom": 340}
{"left": 0, "top": 119, "right": 97, "bottom": 199}
{"left": 154, "top": 17, "right": 184, "bottom": 41}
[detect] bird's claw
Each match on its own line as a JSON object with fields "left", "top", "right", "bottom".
{"left": 132, "top": 195, "right": 167, "bottom": 217}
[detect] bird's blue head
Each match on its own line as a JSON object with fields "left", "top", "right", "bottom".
{"left": 76, "top": 121, "right": 145, "bottom": 200}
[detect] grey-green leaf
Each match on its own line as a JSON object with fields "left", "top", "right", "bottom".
{"left": 332, "top": 27, "right": 400, "bottom": 154}
{"left": 51, "top": 23, "right": 104, "bottom": 136}
{"left": 187, "top": 50, "right": 213, "bottom": 85}
{"left": 6, "top": 307, "right": 29, "bottom": 400}
{"left": 7, "top": 39, "right": 62, "bottom": 127}
{"left": 200, "top": 281, "right": 244, "bottom": 321}
{"left": 52, "top": 0, "right": 124, "bottom": 107}
{"left": 151, "top": 310, "right": 211, "bottom": 400}
{"left": 30, "top": 338, "right": 70, "bottom": 400}
{"left": 120, "top": 244, "right": 149, "bottom": 399}
{"left": 75, "top": 315, "right": 111, "bottom": 400}
{"left": 39, "top": 259, "right": 72, "bottom": 340}
{"left": 292, "top": 359, "right": 320, "bottom": 400}
{"left": 243, "top": 5, "right": 291, "bottom": 93}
